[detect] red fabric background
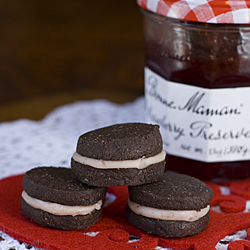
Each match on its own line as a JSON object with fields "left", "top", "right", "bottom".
{"left": 1, "top": 174, "right": 250, "bottom": 250}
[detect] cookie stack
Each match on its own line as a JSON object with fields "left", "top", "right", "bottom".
{"left": 20, "top": 122, "right": 213, "bottom": 238}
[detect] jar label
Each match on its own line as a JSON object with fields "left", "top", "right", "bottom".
{"left": 145, "top": 67, "right": 250, "bottom": 162}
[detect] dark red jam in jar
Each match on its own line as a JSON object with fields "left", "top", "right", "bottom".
{"left": 138, "top": 0, "right": 250, "bottom": 181}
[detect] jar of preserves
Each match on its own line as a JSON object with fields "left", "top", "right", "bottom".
{"left": 138, "top": 0, "right": 250, "bottom": 180}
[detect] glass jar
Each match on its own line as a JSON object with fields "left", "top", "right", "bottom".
{"left": 138, "top": 0, "right": 250, "bottom": 181}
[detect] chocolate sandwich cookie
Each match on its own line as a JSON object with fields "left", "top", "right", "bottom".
{"left": 126, "top": 172, "right": 213, "bottom": 238}
{"left": 71, "top": 123, "right": 166, "bottom": 187}
{"left": 20, "top": 167, "right": 107, "bottom": 230}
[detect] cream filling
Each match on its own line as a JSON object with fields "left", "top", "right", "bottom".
{"left": 128, "top": 199, "right": 210, "bottom": 222}
{"left": 22, "top": 191, "right": 102, "bottom": 216}
{"left": 72, "top": 150, "right": 166, "bottom": 169}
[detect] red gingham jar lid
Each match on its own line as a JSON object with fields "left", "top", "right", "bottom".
{"left": 137, "top": 0, "right": 250, "bottom": 23}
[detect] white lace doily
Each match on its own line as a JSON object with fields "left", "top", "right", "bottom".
{"left": 0, "top": 98, "right": 146, "bottom": 180}
{"left": 0, "top": 97, "right": 247, "bottom": 250}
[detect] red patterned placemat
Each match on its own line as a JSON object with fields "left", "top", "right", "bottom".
{"left": 1, "top": 174, "right": 250, "bottom": 250}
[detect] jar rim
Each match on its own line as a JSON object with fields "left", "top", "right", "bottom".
{"left": 137, "top": 0, "right": 250, "bottom": 24}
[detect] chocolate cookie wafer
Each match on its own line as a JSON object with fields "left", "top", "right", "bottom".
{"left": 20, "top": 167, "right": 106, "bottom": 230}
{"left": 126, "top": 171, "right": 213, "bottom": 238}
{"left": 71, "top": 123, "right": 166, "bottom": 187}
